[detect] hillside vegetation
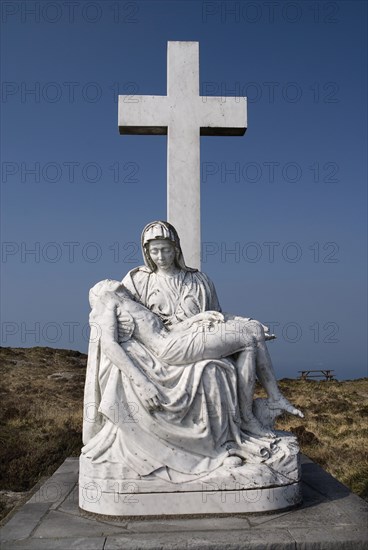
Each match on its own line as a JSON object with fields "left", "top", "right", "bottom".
{"left": 1, "top": 346, "right": 367, "bottom": 521}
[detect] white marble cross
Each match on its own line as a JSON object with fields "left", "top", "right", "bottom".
{"left": 118, "top": 41, "right": 247, "bottom": 269}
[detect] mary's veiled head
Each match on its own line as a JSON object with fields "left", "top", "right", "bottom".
{"left": 141, "top": 221, "right": 194, "bottom": 272}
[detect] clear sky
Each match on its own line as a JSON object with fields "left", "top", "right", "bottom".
{"left": 1, "top": 0, "right": 367, "bottom": 379}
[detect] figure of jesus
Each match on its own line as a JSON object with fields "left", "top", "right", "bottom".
{"left": 91, "top": 279, "right": 303, "bottom": 438}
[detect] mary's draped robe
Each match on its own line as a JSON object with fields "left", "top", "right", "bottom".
{"left": 82, "top": 267, "right": 245, "bottom": 481}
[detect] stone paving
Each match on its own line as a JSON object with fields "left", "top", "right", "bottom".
{"left": 1, "top": 456, "right": 367, "bottom": 549}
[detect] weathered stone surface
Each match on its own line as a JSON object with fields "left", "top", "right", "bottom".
{"left": 1, "top": 457, "right": 367, "bottom": 549}
{"left": 0, "top": 502, "right": 50, "bottom": 541}
{"left": 1, "top": 538, "right": 105, "bottom": 550}
{"left": 125, "top": 516, "right": 251, "bottom": 533}
{"left": 32, "top": 510, "right": 128, "bottom": 538}
{"left": 104, "top": 530, "right": 296, "bottom": 550}
{"left": 288, "top": 527, "right": 368, "bottom": 550}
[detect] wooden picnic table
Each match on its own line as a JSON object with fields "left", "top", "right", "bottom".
{"left": 298, "top": 369, "right": 335, "bottom": 381}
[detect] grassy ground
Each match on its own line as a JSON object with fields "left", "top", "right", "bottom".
{"left": 260, "top": 378, "right": 368, "bottom": 498}
{"left": 0, "top": 347, "right": 85, "bottom": 520}
{"left": 1, "top": 346, "right": 367, "bottom": 521}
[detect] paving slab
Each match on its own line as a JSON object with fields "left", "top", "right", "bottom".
{"left": 1, "top": 537, "right": 106, "bottom": 550}
{"left": 124, "top": 516, "right": 252, "bottom": 534}
{"left": 104, "top": 529, "right": 296, "bottom": 549}
{"left": 32, "top": 510, "right": 129, "bottom": 538}
{"left": 0, "top": 502, "right": 51, "bottom": 541}
{"left": 1, "top": 455, "right": 367, "bottom": 549}
{"left": 288, "top": 527, "right": 367, "bottom": 550}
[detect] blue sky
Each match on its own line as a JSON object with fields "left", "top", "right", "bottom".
{"left": 1, "top": 0, "right": 367, "bottom": 379}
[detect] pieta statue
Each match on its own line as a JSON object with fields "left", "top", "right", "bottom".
{"left": 79, "top": 221, "right": 303, "bottom": 515}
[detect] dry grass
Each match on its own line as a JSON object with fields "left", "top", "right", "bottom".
{"left": 0, "top": 346, "right": 367, "bottom": 521}
{"left": 0, "top": 347, "right": 85, "bottom": 520}
{"left": 269, "top": 378, "right": 368, "bottom": 498}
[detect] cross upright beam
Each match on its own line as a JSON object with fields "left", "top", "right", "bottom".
{"left": 119, "top": 41, "right": 247, "bottom": 269}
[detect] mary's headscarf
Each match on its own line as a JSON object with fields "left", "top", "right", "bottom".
{"left": 141, "top": 221, "right": 196, "bottom": 272}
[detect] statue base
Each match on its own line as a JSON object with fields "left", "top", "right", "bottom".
{"left": 79, "top": 431, "right": 302, "bottom": 516}
{"left": 79, "top": 480, "right": 301, "bottom": 517}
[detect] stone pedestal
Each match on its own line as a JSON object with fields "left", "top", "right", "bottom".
{"left": 79, "top": 432, "right": 301, "bottom": 516}
{"left": 2, "top": 456, "right": 367, "bottom": 549}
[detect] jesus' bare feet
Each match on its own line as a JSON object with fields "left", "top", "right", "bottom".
{"left": 269, "top": 395, "right": 304, "bottom": 418}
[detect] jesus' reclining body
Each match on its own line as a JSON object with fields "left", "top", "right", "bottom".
{"left": 91, "top": 279, "right": 303, "bottom": 438}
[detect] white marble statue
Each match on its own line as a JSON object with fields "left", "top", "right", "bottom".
{"left": 80, "top": 222, "right": 303, "bottom": 509}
